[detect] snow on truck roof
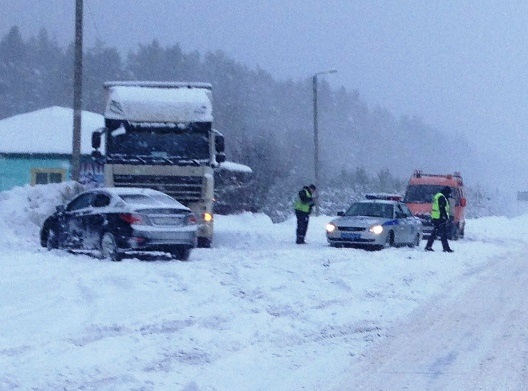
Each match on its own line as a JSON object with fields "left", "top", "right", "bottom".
{"left": 104, "top": 82, "right": 213, "bottom": 123}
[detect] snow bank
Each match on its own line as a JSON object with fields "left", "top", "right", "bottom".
{"left": 0, "top": 182, "right": 84, "bottom": 248}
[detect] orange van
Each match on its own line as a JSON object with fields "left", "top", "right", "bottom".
{"left": 403, "top": 170, "right": 467, "bottom": 240}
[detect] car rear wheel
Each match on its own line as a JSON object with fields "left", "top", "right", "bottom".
{"left": 100, "top": 232, "right": 122, "bottom": 262}
{"left": 409, "top": 233, "right": 421, "bottom": 248}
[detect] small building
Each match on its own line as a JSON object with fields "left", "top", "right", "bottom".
{"left": 0, "top": 106, "right": 104, "bottom": 191}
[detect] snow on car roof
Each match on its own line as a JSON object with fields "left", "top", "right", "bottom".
{"left": 104, "top": 187, "right": 164, "bottom": 196}
{"left": 357, "top": 199, "right": 399, "bottom": 205}
{"left": 95, "top": 187, "right": 188, "bottom": 208}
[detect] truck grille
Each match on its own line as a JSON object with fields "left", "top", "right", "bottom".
{"left": 113, "top": 174, "right": 203, "bottom": 204}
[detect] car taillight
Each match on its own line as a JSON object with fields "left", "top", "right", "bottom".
{"left": 119, "top": 213, "right": 146, "bottom": 225}
{"left": 185, "top": 214, "right": 198, "bottom": 225}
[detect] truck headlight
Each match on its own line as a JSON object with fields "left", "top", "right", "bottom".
{"left": 326, "top": 223, "right": 337, "bottom": 233}
{"left": 369, "top": 224, "right": 383, "bottom": 235}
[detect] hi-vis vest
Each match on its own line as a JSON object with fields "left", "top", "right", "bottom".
{"left": 431, "top": 192, "right": 449, "bottom": 219}
{"left": 294, "top": 188, "right": 312, "bottom": 213}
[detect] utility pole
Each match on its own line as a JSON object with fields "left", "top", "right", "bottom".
{"left": 312, "top": 74, "right": 319, "bottom": 215}
{"left": 72, "top": 0, "right": 83, "bottom": 182}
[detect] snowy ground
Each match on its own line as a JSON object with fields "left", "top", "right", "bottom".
{"left": 1, "top": 183, "right": 527, "bottom": 391}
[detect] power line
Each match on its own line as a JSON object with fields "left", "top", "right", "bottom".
{"left": 85, "top": 0, "right": 102, "bottom": 43}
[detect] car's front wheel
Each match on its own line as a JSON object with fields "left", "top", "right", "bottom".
{"left": 46, "top": 228, "right": 59, "bottom": 250}
{"left": 380, "top": 231, "right": 394, "bottom": 250}
{"left": 100, "top": 232, "right": 122, "bottom": 262}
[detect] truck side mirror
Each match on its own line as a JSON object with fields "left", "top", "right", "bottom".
{"left": 216, "top": 152, "right": 226, "bottom": 163}
{"left": 215, "top": 133, "right": 225, "bottom": 153}
{"left": 460, "top": 198, "right": 467, "bottom": 207}
{"left": 92, "top": 131, "right": 101, "bottom": 149}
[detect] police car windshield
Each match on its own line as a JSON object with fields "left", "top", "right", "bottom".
{"left": 345, "top": 202, "right": 393, "bottom": 218}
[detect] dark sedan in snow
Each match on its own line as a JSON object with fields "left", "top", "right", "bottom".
{"left": 40, "top": 187, "right": 197, "bottom": 261}
{"left": 326, "top": 194, "right": 423, "bottom": 250}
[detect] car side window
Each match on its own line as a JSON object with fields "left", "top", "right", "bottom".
{"left": 399, "top": 204, "right": 412, "bottom": 217}
{"left": 66, "top": 193, "right": 93, "bottom": 211}
{"left": 92, "top": 193, "right": 111, "bottom": 208}
{"left": 383, "top": 204, "right": 394, "bottom": 219}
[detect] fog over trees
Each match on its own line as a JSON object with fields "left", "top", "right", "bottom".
{"left": 0, "top": 26, "right": 495, "bottom": 219}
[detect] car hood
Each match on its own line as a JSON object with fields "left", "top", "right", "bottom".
{"left": 331, "top": 216, "right": 386, "bottom": 227}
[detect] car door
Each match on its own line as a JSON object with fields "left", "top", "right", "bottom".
{"left": 399, "top": 203, "right": 417, "bottom": 244}
{"left": 83, "top": 191, "right": 112, "bottom": 250}
{"left": 61, "top": 192, "right": 94, "bottom": 249}
{"left": 389, "top": 204, "right": 403, "bottom": 244}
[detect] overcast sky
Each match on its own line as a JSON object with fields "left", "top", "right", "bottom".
{"left": 2, "top": 0, "right": 528, "bottom": 189}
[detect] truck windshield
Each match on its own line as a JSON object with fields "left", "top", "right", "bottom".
{"left": 106, "top": 124, "right": 210, "bottom": 164}
{"left": 404, "top": 185, "right": 445, "bottom": 203}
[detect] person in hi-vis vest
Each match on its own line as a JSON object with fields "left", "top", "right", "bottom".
{"left": 425, "top": 186, "right": 454, "bottom": 252}
{"left": 294, "top": 184, "right": 316, "bottom": 244}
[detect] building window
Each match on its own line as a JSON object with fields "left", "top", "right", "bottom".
{"left": 31, "top": 168, "right": 66, "bottom": 185}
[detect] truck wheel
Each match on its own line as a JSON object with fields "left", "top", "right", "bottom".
{"left": 171, "top": 246, "right": 191, "bottom": 261}
{"left": 100, "top": 232, "right": 122, "bottom": 262}
{"left": 197, "top": 237, "right": 211, "bottom": 248}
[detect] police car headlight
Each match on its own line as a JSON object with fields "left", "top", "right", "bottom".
{"left": 369, "top": 224, "right": 384, "bottom": 235}
{"left": 326, "top": 223, "right": 337, "bottom": 233}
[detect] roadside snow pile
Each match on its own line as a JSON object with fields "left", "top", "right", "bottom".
{"left": 464, "top": 214, "right": 528, "bottom": 245}
{"left": 0, "top": 182, "right": 84, "bottom": 248}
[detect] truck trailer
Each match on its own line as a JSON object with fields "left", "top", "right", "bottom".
{"left": 91, "top": 81, "right": 225, "bottom": 247}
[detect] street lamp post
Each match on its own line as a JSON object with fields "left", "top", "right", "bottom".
{"left": 313, "top": 69, "right": 337, "bottom": 216}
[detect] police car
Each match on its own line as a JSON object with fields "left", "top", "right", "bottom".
{"left": 326, "top": 193, "right": 423, "bottom": 250}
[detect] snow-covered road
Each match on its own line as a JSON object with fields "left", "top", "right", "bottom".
{"left": 1, "top": 183, "right": 528, "bottom": 390}
{"left": 339, "top": 247, "right": 528, "bottom": 391}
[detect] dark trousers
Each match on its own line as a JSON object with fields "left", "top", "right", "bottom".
{"left": 295, "top": 210, "right": 310, "bottom": 243}
{"left": 425, "top": 219, "right": 451, "bottom": 250}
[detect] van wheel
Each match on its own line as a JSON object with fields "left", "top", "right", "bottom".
{"left": 450, "top": 225, "right": 460, "bottom": 241}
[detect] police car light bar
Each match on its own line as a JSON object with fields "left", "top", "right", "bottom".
{"left": 365, "top": 193, "right": 402, "bottom": 201}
